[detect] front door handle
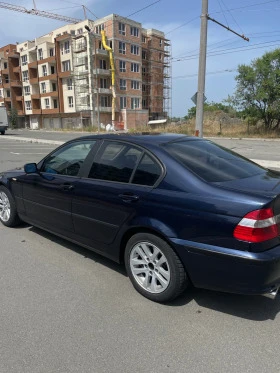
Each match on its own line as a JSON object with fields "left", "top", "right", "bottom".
{"left": 118, "top": 193, "right": 139, "bottom": 202}
{"left": 61, "top": 183, "right": 74, "bottom": 191}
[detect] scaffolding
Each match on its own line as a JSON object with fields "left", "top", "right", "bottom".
{"left": 146, "top": 35, "right": 172, "bottom": 121}
{"left": 71, "top": 29, "right": 96, "bottom": 126}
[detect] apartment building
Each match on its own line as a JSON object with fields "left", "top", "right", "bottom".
{"left": 0, "top": 14, "right": 171, "bottom": 130}
{"left": 0, "top": 44, "right": 25, "bottom": 127}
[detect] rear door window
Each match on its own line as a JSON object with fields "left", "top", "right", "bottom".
{"left": 132, "top": 154, "right": 162, "bottom": 186}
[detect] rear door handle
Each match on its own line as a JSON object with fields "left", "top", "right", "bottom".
{"left": 61, "top": 183, "right": 74, "bottom": 191}
{"left": 118, "top": 193, "right": 139, "bottom": 202}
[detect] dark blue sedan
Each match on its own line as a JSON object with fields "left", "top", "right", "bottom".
{"left": 1, "top": 133, "right": 280, "bottom": 302}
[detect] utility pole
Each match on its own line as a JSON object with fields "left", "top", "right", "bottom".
{"left": 194, "top": 0, "right": 249, "bottom": 138}
{"left": 195, "top": 0, "right": 208, "bottom": 138}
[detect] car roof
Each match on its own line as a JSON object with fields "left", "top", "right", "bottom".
{"left": 74, "top": 133, "right": 202, "bottom": 146}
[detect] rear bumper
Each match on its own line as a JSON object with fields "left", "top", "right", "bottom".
{"left": 171, "top": 238, "right": 280, "bottom": 297}
{"left": 0, "top": 125, "right": 8, "bottom": 131}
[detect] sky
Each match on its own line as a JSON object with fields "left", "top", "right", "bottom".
{"left": 0, "top": 0, "right": 280, "bottom": 117}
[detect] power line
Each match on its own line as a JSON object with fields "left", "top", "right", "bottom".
{"left": 165, "top": 16, "right": 200, "bottom": 35}
{"left": 173, "top": 40, "right": 280, "bottom": 62}
{"left": 173, "top": 68, "right": 237, "bottom": 79}
{"left": 126, "top": 0, "right": 161, "bottom": 18}
{"left": 212, "top": 0, "right": 280, "bottom": 14}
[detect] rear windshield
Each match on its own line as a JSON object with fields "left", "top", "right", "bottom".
{"left": 163, "top": 140, "right": 265, "bottom": 182}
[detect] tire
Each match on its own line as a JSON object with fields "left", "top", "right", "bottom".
{"left": 0, "top": 186, "right": 21, "bottom": 227}
{"left": 0, "top": 131, "right": 4, "bottom": 135}
{"left": 125, "top": 233, "right": 188, "bottom": 302}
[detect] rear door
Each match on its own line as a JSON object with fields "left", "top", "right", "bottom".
{"left": 71, "top": 140, "right": 163, "bottom": 253}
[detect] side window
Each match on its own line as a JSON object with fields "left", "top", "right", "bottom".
{"left": 41, "top": 141, "right": 95, "bottom": 176}
{"left": 88, "top": 142, "right": 142, "bottom": 183}
{"left": 132, "top": 154, "right": 162, "bottom": 186}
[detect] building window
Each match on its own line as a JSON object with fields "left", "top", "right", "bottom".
{"left": 53, "top": 99, "right": 58, "bottom": 109}
{"left": 24, "top": 86, "right": 30, "bottom": 96}
{"left": 49, "top": 48, "right": 54, "bottom": 57}
{"left": 0, "top": 90, "right": 2, "bottom": 98}
{"left": 120, "top": 96, "right": 126, "bottom": 109}
{"left": 120, "top": 79, "right": 126, "bottom": 91}
{"left": 77, "top": 28, "right": 83, "bottom": 34}
{"left": 52, "top": 83, "right": 57, "bottom": 92}
{"left": 64, "top": 41, "right": 70, "bottom": 54}
{"left": 101, "top": 96, "right": 110, "bottom": 107}
{"left": 142, "top": 50, "right": 147, "bottom": 60}
{"left": 99, "top": 60, "right": 107, "bottom": 69}
{"left": 131, "top": 80, "right": 140, "bottom": 90}
{"left": 119, "top": 60, "right": 126, "bottom": 72}
{"left": 100, "top": 78, "right": 108, "bottom": 89}
{"left": 22, "top": 71, "right": 29, "bottom": 82}
{"left": 131, "top": 97, "right": 140, "bottom": 109}
{"left": 119, "top": 42, "right": 126, "bottom": 55}
{"left": 38, "top": 49, "right": 43, "bottom": 60}
{"left": 62, "top": 60, "right": 71, "bottom": 72}
{"left": 41, "top": 82, "right": 46, "bottom": 93}
{"left": 42, "top": 65, "right": 47, "bottom": 76}
{"left": 67, "top": 78, "right": 73, "bottom": 90}
{"left": 131, "top": 63, "right": 139, "bottom": 73}
{"left": 45, "top": 98, "right": 50, "bottom": 109}
{"left": 68, "top": 96, "right": 74, "bottom": 108}
{"left": 119, "top": 22, "right": 125, "bottom": 35}
{"left": 25, "top": 100, "right": 32, "bottom": 111}
{"left": 159, "top": 39, "right": 163, "bottom": 47}
{"left": 130, "top": 27, "right": 139, "bottom": 37}
{"left": 3, "top": 62, "right": 8, "bottom": 69}
{"left": 142, "top": 35, "right": 147, "bottom": 43}
{"left": 142, "top": 67, "right": 146, "bottom": 76}
{"left": 131, "top": 45, "right": 139, "bottom": 55}
{"left": 6, "top": 90, "right": 10, "bottom": 98}
{"left": 159, "top": 53, "right": 163, "bottom": 61}
{"left": 21, "top": 55, "right": 27, "bottom": 66}
{"left": 142, "top": 84, "right": 147, "bottom": 92}
{"left": 142, "top": 99, "right": 147, "bottom": 108}
{"left": 95, "top": 24, "right": 105, "bottom": 34}
{"left": 60, "top": 44, "right": 64, "bottom": 55}
{"left": 50, "top": 66, "right": 55, "bottom": 74}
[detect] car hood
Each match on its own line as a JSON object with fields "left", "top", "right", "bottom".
{"left": 214, "top": 170, "right": 280, "bottom": 195}
{"left": 0, "top": 167, "right": 25, "bottom": 178}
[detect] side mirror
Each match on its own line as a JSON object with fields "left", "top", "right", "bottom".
{"left": 24, "top": 163, "right": 38, "bottom": 174}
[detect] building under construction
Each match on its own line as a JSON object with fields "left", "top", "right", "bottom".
{"left": 0, "top": 14, "right": 171, "bottom": 130}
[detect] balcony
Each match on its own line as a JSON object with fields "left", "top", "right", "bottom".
{"left": 17, "top": 110, "right": 24, "bottom": 116}
{"left": 1, "top": 68, "right": 9, "bottom": 75}
{"left": 10, "top": 80, "right": 22, "bottom": 87}
{"left": 30, "top": 77, "right": 39, "bottom": 85}
{"left": 31, "top": 93, "right": 40, "bottom": 100}
{"left": 40, "top": 91, "right": 58, "bottom": 98}
{"left": 95, "top": 106, "right": 112, "bottom": 113}
{"left": 3, "top": 83, "right": 10, "bottom": 89}
{"left": 38, "top": 56, "right": 56, "bottom": 65}
{"left": 13, "top": 66, "right": 20, "bottom": 73}
{"left": 93, "top": 49, "right": 108, "bottom": 56}
{"left": 16, "top": 95, "right": 23, "bottom": 101}
{"left": 39, "top": 73, "right": 58, "bottom": 81}
{"left": 28, "top": 61, "right": 37, "bottom": 69}
{"left": 32, "top": 109, "right": 42, "bottom": 115}
{"left": 99, "top": 88, "right": 111, "bottom": 94}
{"left": 42, "top": 108, "right": 59, "bottom": 114}
{"left": 5, "top": 97, "right": 11, "bottom": 102}
{"left": 93, "top": 68, "right": 110, "bottom": 76}
{"left": 58, "top": 71, "right": 71, "bottom": 78}
{"left": 0, "top": 97, "right": 4, "bottom": 102}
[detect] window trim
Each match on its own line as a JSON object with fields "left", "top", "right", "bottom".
{"left": 86, "top": 139, "right": 165, "bottom": 187}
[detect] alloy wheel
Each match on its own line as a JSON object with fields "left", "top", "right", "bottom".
{"left": 0, "top": 191, "right": 11, "bottom": 222}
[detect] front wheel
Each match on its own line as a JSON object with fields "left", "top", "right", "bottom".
{"left": 0, "top": 186, "right": 21, "bottom": 227}
{"left": 125, "top": 233, "right": 188, "bottom": 302}
{"left": 0, "top": 131, "right": 5, "bottom": 135}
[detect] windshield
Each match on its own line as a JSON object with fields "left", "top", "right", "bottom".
{"left": 163, "top": 140, "right": 266, "bottom": 182}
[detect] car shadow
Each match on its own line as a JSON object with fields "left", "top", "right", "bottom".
{"left": 29, "top": 226, "right": 127, "bottom": 276}
{"left": 168, "top": 286, "right": 280, "bottom": 321}
{"left": 21, "top": 225, "right": 280, "bottom": 320}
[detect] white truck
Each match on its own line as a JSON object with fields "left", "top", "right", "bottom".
{"left": 0, "top": 106, "right": 9, "bottom": 135}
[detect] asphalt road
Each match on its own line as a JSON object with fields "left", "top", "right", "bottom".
{"left": 0, "top": 135, "right": 280, "bottom": 373}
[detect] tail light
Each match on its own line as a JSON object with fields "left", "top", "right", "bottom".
{"left": 234, "top": 208, "right": 280, "bottom": 243}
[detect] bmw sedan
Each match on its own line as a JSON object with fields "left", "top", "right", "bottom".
{"left": 1, "top": 133, "right": 280, "bottom": 302}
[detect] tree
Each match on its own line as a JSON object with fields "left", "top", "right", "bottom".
{"left": 230, "top": 48, "right": 280, "bottom": 130}
{"left": 185, "top": 101, "right": 235, "bottom": 120}
{"left": 9, "top": 107, "right": 18, "bottom": 128}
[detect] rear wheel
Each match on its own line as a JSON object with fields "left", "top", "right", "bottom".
{"left": 125, "top": 233, "right": 188, "bottom": 302}
{"left": 0, "top": 131, "right": 4, "bottom": 135}
{"left": 0, "top": 186, "right": 21, "bottom": 227}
